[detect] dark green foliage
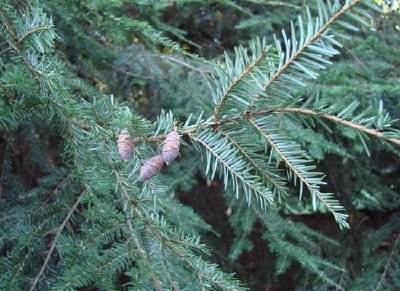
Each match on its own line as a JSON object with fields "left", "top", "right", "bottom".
{"left": 1, "top": 0, "right": 399, "bottom": 290}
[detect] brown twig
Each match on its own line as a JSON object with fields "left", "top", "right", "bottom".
{"left": 68, "top": 103, "right": 400, "bottom": 147}
{"left": 0, "top": 139, "right": 10, "bottom": 200}
{"left": 273, "top": 107, "right": 400, "bottom": 146}
{"left": 17, "top": 26, "right": 50, "bottom": 44}
{"left": 0, "top": 6, "right": 19, "bottom": 42}
{"left": 373, "top": 234, "right": 399, "bottom": 291}
{"left": 103, "top": 61, "right": 157, "bottom": 80}
{"left": 29, "top": 195, "right": 81, "bottom": 291}
{"left": 71, "top": 119, "right": 91, "bottom": 130}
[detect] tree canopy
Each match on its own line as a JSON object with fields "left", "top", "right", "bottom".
{"left": 0, "top": 0, "right": 399, "bottom": 290}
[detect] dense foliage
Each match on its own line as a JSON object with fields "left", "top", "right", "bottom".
{"left": 0, "top": 0, "right": 399, "bottom": 290}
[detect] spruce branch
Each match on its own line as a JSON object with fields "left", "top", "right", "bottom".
{"left": 29, "top": 195, "right": 81, "bottom": 291}
{"left": 124, "top": 103, "right": 400, "bottom": 149}
{"left": 139, "top": 212, "right": 244, "bottom": 290}
{"left": 189, "top": 129, "right": 274, "bottom": 209}
{"left": 107, "top": 154, "right": 163, "bottom": 290}
{"left": 273, "top": 107, "right": 400, "bottom": 146}
{"left": 125, "top": 211, "right": 163, "bottom": 291}
{"left": 248, "top": 0, "right": 362, "bottom": 108}
{"left": 34, "top": 175, "right": 71, "bottom": 215}
{"left": 253, "top": 207, "right": 345, "bottom": 289}
{"left": 17, "top": 25, "right": 51, "bottom": 45}
{"left": 249, "top": 117, "right": 349, "bottom": 228}
{"left": 0, "top": 6, "right": 20, "bottom": 51}
{"left": 55, "top": 245, "right": 133, "bottom": 290}
{"left": 214, "top": 48, "right": 268, "bottom": 121}
{"left": 216, "top": 127, "right": 289, "bottom": 199}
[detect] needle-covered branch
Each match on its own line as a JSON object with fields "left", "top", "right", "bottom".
{"left": 249, "top": 117, "right": 349, "bottom": 228}
{"left": 273, "top": 107, "right": 400, "bottom": 146}
{"left": 30, "top": 195, "right": 81, "bottom": 291}
{"left": 249, "top": 0, "right": 364, "bottom": 108}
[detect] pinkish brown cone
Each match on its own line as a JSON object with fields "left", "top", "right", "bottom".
{"left": 162, "top": 130, "right": 180, "bottom": 165}
{"left": 118, "top": 129, "right": 135, "bottom": 161}
{"left": 140, "top": 155, "right": 164, "bottom": 181}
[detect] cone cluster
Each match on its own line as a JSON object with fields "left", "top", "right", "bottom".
{"left": 117, "top": 128, "right": 181, "bottom": 181}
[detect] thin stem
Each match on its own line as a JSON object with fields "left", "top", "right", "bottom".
{"left": 141, "top": 219, "right": 214, "bottom": 289}
{"left": 125, "top": 212, "right": 163, "bottom": 291}
{"left": 248, "top": 118, "right": 311, "bottom": 190}
{"left": 0, "top": 139, "right": 10, "bottom": 200}
{"left": 35, "top": 175, "right": 70, "bottom": 213}
{"left": 373, "top": 234, "right": 399, "bottom": 291}
{"left": 29, "top": 195, "right": 81, "bottom": 291}
{"left": 144, "top": 107, "right": 400, "bottom": 147}
{"left": 274, "top": 107, "right": 400, "bottom": 146}
{"left": 103, "top": 61, "right": 158, "bottom": 80}
{"left": 161, "top": 55, "right": 212, "bottom": 74}
{"left": 65, "top": 100, "right": 399, "bottom": 148}
{"left": 17, "top": 26, "right": 50, "bottom": 44}
{"left": 71, "top": 119, "right": 91, "bottom": 130}
{"left": 0, "top": 6, "right": 20, "bottom": 53}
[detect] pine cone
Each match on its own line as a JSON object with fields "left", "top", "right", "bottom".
{"left": 140, "top": 155, "right": 164, "bottom": 181}
{"left": 162, "top": 129, "right": 180, "bottom": 165}
{"left": 117, "top": 129, "right": 135, "bottom": 161}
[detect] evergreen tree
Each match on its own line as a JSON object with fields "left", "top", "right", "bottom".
{"left": 0, "top": 0, "right": 399, "bottom": 290}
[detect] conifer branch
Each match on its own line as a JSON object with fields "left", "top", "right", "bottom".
{"left": 71, "top": 119, "right": 91, "bottom": 130}
{"left": 214, "top": 49, "right": 267, "bottom": 121}
{"left": 4, "top": 0, "right": 399, "bottom": 289}
{"left": 248, "top": 0, "right": 362, "bottom": 107}
{"left": 56, "top": 248, "right": 131, "bottom": 290}
{"left": 216, "top": 127, "right": 288, "bottom": 198}
{"left": 125, "top": 212, "right": 163, "bottom": 291}
{"left": 29, "top": 195, "right": 81, "bottom": 291}
{"left": 253, "top": 207, "right": 345, "bottom": 289}
{"left": 274, "top": 107, "right": 400, "bottom": 146}
{"left": 249, "top": 117, "right": 349, "bottom": 228}
{"left": 108, "top": 156, "right": 163, "bottom": 290}
{"left": 189, "top": 131, "right": 274, "bottom": 209}
{"left": 0, "top": 6, "right": 20, "bottom": 51}
{"left": 249, "top": 118, "right": 311, "bottom": 188}
{"left": 17, "top": 26, "right": 51, "bottom": 44}
{"left": 139, "top": 105, "right": 400, "bottom": 148}
{"left": 140, "top": 215, "right": 244, "bottom": 290}
{"left": 35, "top": 175, "right": 70, "bottom": 214}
